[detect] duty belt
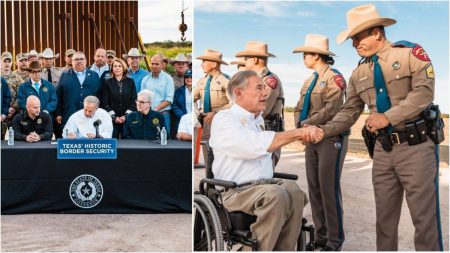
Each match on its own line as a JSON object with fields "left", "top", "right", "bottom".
{"left": 385, "top": 130, "right": 409, "bottom": 145}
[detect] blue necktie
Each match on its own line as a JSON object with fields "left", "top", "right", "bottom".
{"left": 300, "top": 72, "right": 318, "bottom": 122}
{"left": 372, "top": 55, "right": 393, "bottom": 133}
{"left": 34, "top": 83, "right": 40, "bottom": 94}
{"left": 203, "top": 75, "right": 212, "bottom": 113}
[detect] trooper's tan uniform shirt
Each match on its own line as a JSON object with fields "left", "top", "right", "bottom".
{"left": 321, "top": 40, "right": 434, "bottom": 136}
{"left": 41, "top": 66, "right": 63, "bottom": 87}
{"left": 320, "top": 40, "right": 440, "bottom": 251}
{"left": 258, "top": 67, "right": 283, "bottom": 118}
{"left": 294, "top": 65, "right": 347, "bottom": 249}
{"left": 294, "top": 65, "right": 345, "bottom": 126}
{"left": 193, "top": 72, "right": 230, "bottom": 113}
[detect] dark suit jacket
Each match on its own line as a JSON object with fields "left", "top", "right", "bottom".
{"left": 56, "top": 68, "right": 100, "bottom": 125}
{"left": 172, "top": 85, "right": 188, "bottom": 119}
{"left": 17, "top": 79, "right": 58, "bottom": 114}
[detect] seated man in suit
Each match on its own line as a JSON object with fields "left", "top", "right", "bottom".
{"left": 63, "top": 96, "right": 113, "bottom": 139}
{"left": 210, "top": 70, "right": 315, "bottom": 251}
{"left": 12, "top": 95, "right": 52, "bottom": 142}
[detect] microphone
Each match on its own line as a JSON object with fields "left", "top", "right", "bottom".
{"left": 93, "top": 119, "right": 102, "bottom": 138}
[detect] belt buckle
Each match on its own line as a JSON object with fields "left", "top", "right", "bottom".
{"left": 391, "top": 132, "right": 400, "bottom": 145}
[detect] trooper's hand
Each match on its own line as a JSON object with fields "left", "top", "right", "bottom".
{"left": 366, "top": 112, "right": 389, "bottom": 132}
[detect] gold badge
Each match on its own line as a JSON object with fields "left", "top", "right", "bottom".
{"left": 42, "top": 87, "right": 48, "bottom": 92}
{"left": 37, "top": 118, "right": 42, "bottom": 124}
{"left": 152, "top": 118, "right": 160, "bottom": 125}
{"left": 392, "top": 61, "right": 400, "bottom": 70}
{"left": 426, "top": 64, "right": 435, "bottom": 79}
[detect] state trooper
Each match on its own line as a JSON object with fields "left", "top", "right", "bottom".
{"left": 293, "top": 34, "right": 348, "bottom": 251}
{"left": 230, "top": 57, "right": 246, "bottom": 71}
{"left": 193, "top": 49, "right": 230, "bottom": 164}
{"left": 308, "top": 4, "right": 443, "bottom": 251}
{"left": 14, "top": 53, "right": 30, "bottom": 81}
{"left": 40, "top": 48, "right": 63, "bottom": 87}
{"left": 236, "top": 41, "right": 284, "bottom": 167}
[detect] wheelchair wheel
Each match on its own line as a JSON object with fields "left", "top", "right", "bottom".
{"left": 194, "top": 194, "right": 224, "bottom": 251}
{"left": 296, "top": 228, "right": 307, "bottom": 251}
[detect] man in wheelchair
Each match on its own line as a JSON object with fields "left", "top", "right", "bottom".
{"left": 205, "top": 70, "right": 317, "bottom": 251}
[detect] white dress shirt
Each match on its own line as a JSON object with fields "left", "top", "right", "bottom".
{"left": 177, "top": 112, "right": 193, "bottom": 136}
{"left": 209, "top": 103, "right": 275, "bottom": 185}
{"left": 63, "top": 108, "right": 113, "bottom": 138}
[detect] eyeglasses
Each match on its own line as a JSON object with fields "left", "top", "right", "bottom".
{"left": 135, "top": 100, "right": 150, "bottom": 104}
{"left": 73, "top": 58, "right": 86, "bottom": 62}
{"left": 30, "top": 70, "right": 40, "bottom": 74}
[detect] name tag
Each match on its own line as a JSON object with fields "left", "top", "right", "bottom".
{"left": 57, "top": 139, "right": 117, "bottom": 159}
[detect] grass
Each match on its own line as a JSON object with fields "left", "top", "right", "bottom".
{"left": 140, "top": 41, "right": 192, "bottom": 75}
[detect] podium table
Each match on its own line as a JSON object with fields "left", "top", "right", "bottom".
{"left": 1, "top": 140, "right": 191, "bottom": 214}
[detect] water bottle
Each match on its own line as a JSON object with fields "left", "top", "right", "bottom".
{"left": 160, "top": 127, "right": 167, "bottom": 146}
{"left": 7, "top": 127, "right": 14, "bottom": 146}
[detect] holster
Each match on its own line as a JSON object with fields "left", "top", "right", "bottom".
{"left": 421, "top": 103, "right": 445, "bottom": 144}
{"left": 362, "top": 127, "right": 377, "bottom": 158}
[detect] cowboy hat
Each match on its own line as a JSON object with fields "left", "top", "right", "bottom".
{"left": 122, "top": 48, "right": 144, "bottom": 59}
{"left": 27, "top": 50, "right": 39, "bottom": 59}
{"left": 293, "top": 34, "right": 336, "bottom": 56}
{"left": 235, "top": 41, "right": 275, "bottom": 58}
{"left": 337, "top": 4, "right": 396, "bottom": 44}
{"left": 41, "top": 48, "right": 60, "bottom": 59}
{"left": 169, "top": 53, "right": 189, "bottom": 64}
{"left": 230, "top": 57, "right": 246, "bottom": 66}
{"left": 196, "top": 49, "right": 228, "bottom": 65}
{"left": 22, "top": 60, "right": 42, "bottom": 72}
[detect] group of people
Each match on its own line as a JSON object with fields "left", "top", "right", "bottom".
{"left": 202, "top": 4, "right": 442, "bottom": 251}
{"left": 1, "top": 46, "right": 193, "bottom": 142}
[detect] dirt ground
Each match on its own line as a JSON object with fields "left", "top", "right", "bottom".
{"left": 194, "top": 150, "right": 449, "bottom": 251}
{"left": 1, "top": 213, "right": 192, "bottom": 251}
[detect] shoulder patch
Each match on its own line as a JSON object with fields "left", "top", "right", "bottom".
{"left": 392, "top": 40, "right": 430, "bottom": 62}
{"left": 412, "top": 45, "right": 430, "bottom": 62}
{"left": 265, "top": 76, "right": 278, "bottom": 89}
{"left": 333, "top": 75, "right": 346, "bottom": 90}
{"left": 426, "top": 63, "right": 435, "bottom": 79}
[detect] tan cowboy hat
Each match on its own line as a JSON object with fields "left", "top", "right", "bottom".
{"left": 337, "top": 4, "right": 396, "bottom": 44}
{"left": 196, "top": 49, "right": 228, "bottom": 65}
{"left": 235, "top": 41, "right": 275, "bottom": 58}
{"left": 169, "top": 53, "right": 189, "bottom": 64}
{"left": 41, "top": 48, "right": 60, "bottom": 59}
{"left": 293, "top": 34, "right": 336, "bottom": 56}
{"left": 22, "top": 60, "right": 42, "bottom": 72}
{"left": 27, "top": 50, "right": 39, "bottom": 59}
{"left": 122, "top": 48, "right": 144, "bottom": 59}
{"left": 230, "top": 57, "right": 245, "bottom": 66}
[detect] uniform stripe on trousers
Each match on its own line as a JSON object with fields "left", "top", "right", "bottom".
{"left": 434, "top": 144, "right": 443, "bottom": 251}
{"left": 334, "top": 138, "right": 344, "bottom": 244}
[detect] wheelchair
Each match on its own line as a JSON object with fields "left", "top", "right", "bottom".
{"left": 194, "top": 141, "right": 315, "bottom": 251}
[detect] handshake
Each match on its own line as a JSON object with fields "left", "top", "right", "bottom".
{"left": 296, "top": 125, "right": 325, "bottom": 144}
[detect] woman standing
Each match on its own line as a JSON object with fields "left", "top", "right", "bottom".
{"left": 293, "top": 34, "right": 348, "bottom": 251}
{"left": 101, "top": 58, "right": 137, "bottom": 138}
{"left": 172, "top": 69, "right": 192, "bottom": 133}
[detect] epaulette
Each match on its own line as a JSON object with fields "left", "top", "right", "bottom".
{"left": 392, "top": 40, "right": 430, "bottom": 62}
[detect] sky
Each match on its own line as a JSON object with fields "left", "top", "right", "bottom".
{"left": 138, "top": 0, "right": 193, "bottom": 43}
{"left": 193, "top": 1, "right": 450, "bottom": 112}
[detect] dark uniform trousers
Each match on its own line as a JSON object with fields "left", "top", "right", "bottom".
{"left": 373, "top": 138, "right": 441, "bottom": 251}
{"left": 305, "top": 134, "right": 348, "bottom": 249}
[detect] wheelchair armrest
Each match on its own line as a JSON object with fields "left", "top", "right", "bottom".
{"left": 273, "top": 172, "right": 298, "bottom": 180}
{"left": 200, "top": 178, "right": 238, "bottom": 189}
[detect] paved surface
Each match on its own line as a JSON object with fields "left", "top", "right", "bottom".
{"left": 1, "top": 213, "right": 192, "bottom": 251}
{"left": 194, "top": 148, "right": 449, "bottom": 251}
